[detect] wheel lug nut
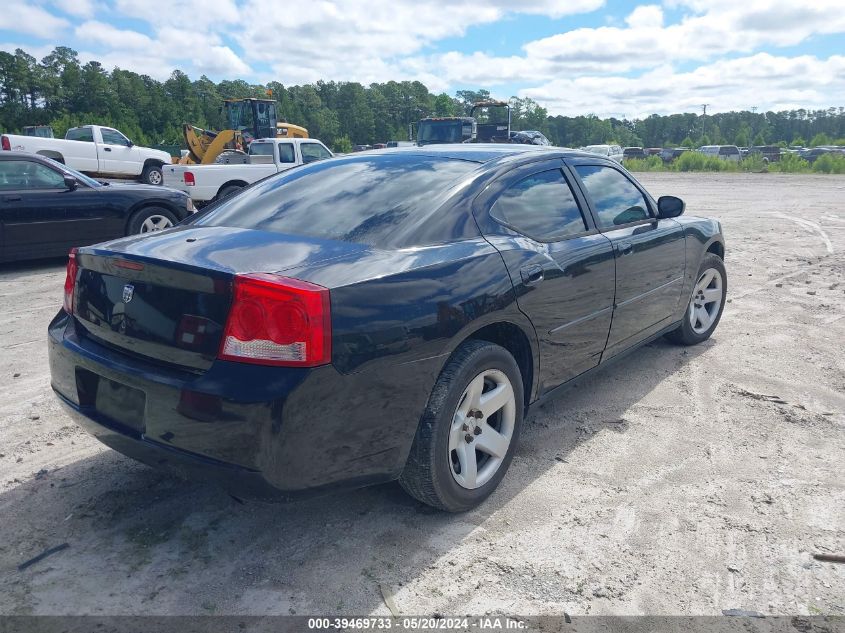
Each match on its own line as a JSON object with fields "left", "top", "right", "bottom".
{"left": 465, "top": 434, "right": 473, "bottom": 443}
{"left": 473, "top": 426, "right": 482, "bottom": 435}
{"left": 462, "top": 423, "right": 469, "bottom": 431}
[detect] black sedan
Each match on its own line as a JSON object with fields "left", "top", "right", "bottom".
{"left": 0, "top": 152, "right": 193, "bottom": 263}
{"left": 48, "top": 145, "right": 726, "bottom": 512}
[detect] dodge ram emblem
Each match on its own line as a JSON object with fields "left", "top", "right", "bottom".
{"left": 122, "top": 284, "right": 134, "bottom": 304}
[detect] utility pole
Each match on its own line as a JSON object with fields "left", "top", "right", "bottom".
{"left": 700, "top": 104, "right": 709, "bottom": 139}
{"left": 751, "top": 106, "right": 758, "bottom": 113}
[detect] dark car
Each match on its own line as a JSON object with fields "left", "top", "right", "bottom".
{"left": 0, "top": 152, "right": 193, "bottom": 263}
{"left": 622, "top": 147, "right": 647, "bottom": 160}
{"left": 747, "top": 145, "right": 781, "bottom": 163}
{"left": 49, "top": 145, "right": 726, "bottom": 512}
{"left": 660, "top": 148, "right": 689, "bottom": 163}
{"left": 799, "top": 147, "right": 842, "bottom": 163}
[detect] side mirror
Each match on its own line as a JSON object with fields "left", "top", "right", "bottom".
{"left": 127, "top": 140, "right": 134, "bottom": 147}
{"left": 657, "top": 195, "right": 684, "bottom": 218}
{"left": 64, "top": 175, "right": 78, "bottom": 191}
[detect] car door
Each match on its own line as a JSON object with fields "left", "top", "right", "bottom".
{"left": 100, "top": 128, "right": 140, "bottom": 175}
{"left": 0, "top": 159, "right": 71, "bottom": 260}
{"left": 571, "top": 161, "right": 686, "bottom": 359}
{"left": 475, "top": 159, "right": 616, "bottom": 393}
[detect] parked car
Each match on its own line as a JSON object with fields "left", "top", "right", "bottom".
{"left": 163, "top": 137, "right": 333, "bottom": 204}
{"left": 747, "top": 145, "right": 782, "bottom": 163}
{"left": 798, "top": 147, "right": 843, "bottom": 163}
{"left": 510, "top": 130, "right": 551, "bottom": 146}
{"left": 699, "top": 145, "right": 741, "bottom": 162}
{"left": 582, "top": 144, "right": 623, "bottom": 162}
{"left": 660, "top": 148, "right": 689, "bottom": 163}
{"left": 1, "top": 125, "right": 172, "bottom": 185}
{"left": 623, "top": 147, "right": 647, "bottom": 160}
{"left": 0, "top": 152, "right": 193, "bottom": 263}
{"left": 645, "top": 148, "right": 662, "bottom": 156}
{"left": 49, "top": 144, "right": 726, "bottom": 512}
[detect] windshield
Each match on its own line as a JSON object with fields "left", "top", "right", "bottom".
{"left": 190, "top": 155, "right": 477, "bottom": 247}
{"left": 41, "top": 156, "right": 101, "bottom": 187}
{"left": 417, "top": 120, "right": 465, "bottom": 145}
{"left": 584, "top": 145, "right": 609, "bottom": 154}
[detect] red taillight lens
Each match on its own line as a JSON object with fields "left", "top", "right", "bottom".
{"left": 63, "top": 248, "right": 78, "bottom": 313}
{"left": 183, "top": 171, "right": 195, "bottom": 186}
{"left": 1, "top": 135, "right": 10, "bottom": 151}
{"left": 219, "top": 274, "right": 331, "bottom": 367}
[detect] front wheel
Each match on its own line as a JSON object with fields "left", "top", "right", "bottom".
{"left": 400, "top": 340, "right": 524, "bottom": 512}
{"left": 141, "top": 164, "right": 163, "bottom": 185}
{"left": 127, "top": 206, "right": 178, "bottom": 235}
{"left": 665, "top": 252, "right": 727, "bottom": 345}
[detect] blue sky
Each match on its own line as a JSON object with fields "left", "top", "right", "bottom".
{"left": 2, "top": 0, "right": 843, "bottom": 118}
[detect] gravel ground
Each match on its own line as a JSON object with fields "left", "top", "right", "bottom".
{"left": 0, "top": 173, "right": 842, "bottom": 616}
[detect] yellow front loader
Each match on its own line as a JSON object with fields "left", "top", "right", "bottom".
{"left": 180, "top": 98, "right": 309, "bottom": 164}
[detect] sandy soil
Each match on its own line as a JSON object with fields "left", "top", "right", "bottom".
{"left": 0, "top": 173, "right": 842, "bottom": 616}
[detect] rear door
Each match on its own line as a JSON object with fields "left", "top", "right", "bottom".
{"left": 475, "top": 159, "right": 616, "bottom": 393}
{"left": 570, "top": 161, "right": 686, "bottom": 359}
{"left": 0, "top": 158, "right": 71, "bottom": 260}
{"left": 99, "top": 128, "right": 140, "bottom": 175}
{"left": 64, "top": 127, "right": 100, "bottom": 173}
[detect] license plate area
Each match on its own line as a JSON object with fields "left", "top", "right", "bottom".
{"left": 76, "top": 368, "right": 146, "bottom": 433}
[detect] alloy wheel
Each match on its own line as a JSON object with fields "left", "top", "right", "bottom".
{"left": 139, "top": 215, "right": 173, "bottom": 233}
{"left": 689, "top": 267, "right": 723, "bottom": 334}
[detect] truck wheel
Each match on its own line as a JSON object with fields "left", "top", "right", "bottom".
{"left": 400, "top": 340, "right": 524, "bottom": 512}
{"left": 217, "top": 184, "right": 243, "bottom": 200}
{"left": 128, "top": 206, "right": 178, "bottom": 235}
{"left": 141, "top": 164, "right": 163, "bottom": 185}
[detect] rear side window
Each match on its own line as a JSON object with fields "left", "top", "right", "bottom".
{"left": 278, "top": 143, "right": 295, "bottom": 163}
{"left": 491, "top": 169, "right": 586, "bottom": 241}
{"left": 66, "top": 128, "right": 94, "bottom": 142}
{"left": 574, "top": 165, "right": 651, "bottom": 229}
{"left": 192, "top": 155, "right": 476, "bottom": 246}
{"left": 719, "top": 146, "right": 738, "bottom": 156}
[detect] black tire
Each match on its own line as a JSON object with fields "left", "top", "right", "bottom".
{"left": 400, "top": 340, "right": 524, "bottom": 512}
{"left": 217, "top": 184, "right": 243, "bottom": 200}
{"left": 127, "top": 206, "right": 178, "bottom": 235}
{"left": 665, "top": 252, "right": 727, "bottom": 345}
{"left": 141, "top": 164, "right": 163, "bottom": 185}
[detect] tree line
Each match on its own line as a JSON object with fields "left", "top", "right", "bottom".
{"left": 1, "top": 46, "right": 844, "bottom": 152}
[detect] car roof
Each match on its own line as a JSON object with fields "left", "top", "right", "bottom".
{"left": 378, "top": 143, "right": 598, "bottom": 164}
{"left": 0, "top": 151, "right": 53, "bottom": 162}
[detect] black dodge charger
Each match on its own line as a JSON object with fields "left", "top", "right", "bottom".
{"left": 0, "top": 152, "right": 193, "bottom": 263}
{"left": 48, "top": 145, "right": 726, "bottom": 511}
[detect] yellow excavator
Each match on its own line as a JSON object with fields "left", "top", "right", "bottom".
{"left": 181, "top": 98, "right": 309, "bottom": 164}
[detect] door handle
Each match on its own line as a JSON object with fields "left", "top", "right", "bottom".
{"left": 618, "top": 241, "right": 634, "bottom": 255}
{"left": 2, "top": 195, "right": 22, "bottom": 202}
{"left": 103, "top": 147, "right": 112, "bottom": 152}
{"left": 520, "top": 264, "right": 544, "bottom": 286}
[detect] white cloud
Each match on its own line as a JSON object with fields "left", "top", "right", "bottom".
{"left": 0, "top": 1, "right": 69, "bottom": 38}
{"left": 51, "top": 0, "right": 98, "bottom": 17}
{"left": 519, "top": 53, "right": 845, "bottom": 117}
{"left": 75, "top": 21, "right": 155, "bottom": 51}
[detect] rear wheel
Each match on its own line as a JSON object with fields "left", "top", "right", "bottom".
{"left": 128, "top": 206, "right": 178, "bottom": 235}
{"left": 665, "top": 253, "right": 727, "bottom": 345}
{"left": 400, "top": 340, "right": 524, "bottom": 512}
{"left": 217, "top": 184, "right": 243, "bottom": 200}
{"left": 141, "top": 164, "right": 163, "bottom": 185}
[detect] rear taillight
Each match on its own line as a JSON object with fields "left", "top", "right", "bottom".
{"left": 183, "top": 171, "right": 195, "bottom": 186}
{"left": 219, "top": 273, "right": 331, "bottom": 367}
{"left": 1, "top": 135, "right": 10, "bottom": 151}
{"left": 63, "top": 248, "right": 78, "bottom": 313}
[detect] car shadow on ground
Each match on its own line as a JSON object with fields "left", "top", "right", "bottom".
{"left": 0, "top": 336, "right": 712, "bottom": 614}
{"left": 0, "top": 258, "right": 66, "bottom": 276}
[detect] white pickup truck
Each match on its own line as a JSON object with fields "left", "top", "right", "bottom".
{"left": 0, "top": 125, "right": 172, "bottom": 185}
{"left": 162, "top": 137, "right": 333, "bottom": 203}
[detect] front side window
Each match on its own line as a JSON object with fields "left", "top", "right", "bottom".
{"left": 300, "top": 143, "right": 331, "bottom": 164}
{"left": 66, "top": 128, "right": 94, "bottom": 142}
{"left": 490, "top": 169, "right": 587, "bottom": 241}
{"left": 0, "top": 161, "right": 66, "bottom": 190}
{"left": 574, "top": 165, "right": 651, "bottom": 229}
{"left": 100, "top": 129, "right": 130, "bottom": 146}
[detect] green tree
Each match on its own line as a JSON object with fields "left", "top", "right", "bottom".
{"left": 809, "top": 132, "right": 832, "bottom": 147}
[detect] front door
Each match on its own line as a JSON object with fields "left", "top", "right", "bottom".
{"left": 0, "top": 159, "right": 70, "bottom": 260}
{"left": 100, "top": 128, "right": 140, "bottom": 175}
{"left": 571, "top": 162, "right": 686, "bottom": 358}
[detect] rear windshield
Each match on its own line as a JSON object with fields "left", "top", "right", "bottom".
{"left": 191, "top": 155, "right": 477, "bottom": 246}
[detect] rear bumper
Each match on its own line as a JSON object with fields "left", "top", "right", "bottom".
{"left": 48, "top": 311, "right": 439, "bottom": 500}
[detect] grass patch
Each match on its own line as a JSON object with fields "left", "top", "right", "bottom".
{"left": 811, "top": 153, "right": 845, "bottom": 174}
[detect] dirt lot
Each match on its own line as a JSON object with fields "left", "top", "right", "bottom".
{"left": 0, "top": 173, "right": 842, "bottom": 616}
